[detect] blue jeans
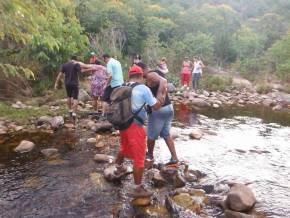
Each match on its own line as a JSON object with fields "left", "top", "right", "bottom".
{"left": 192, "top": 73, "right": 201, "bottom": 90}
{"left": 147, "top": 104, "right": 174, "bottom": 140}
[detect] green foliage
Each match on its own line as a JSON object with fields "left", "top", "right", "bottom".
{"left": 201, "top": 75, "right": 232, "bottom": 92}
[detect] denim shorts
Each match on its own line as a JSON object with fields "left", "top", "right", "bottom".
{"left": 147, "top": 104, "right": 174, "bottom": 140}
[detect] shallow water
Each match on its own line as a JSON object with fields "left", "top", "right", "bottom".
{"left": 0, "top": 105, "right": 290, "bottom": 217}
{"left": 156, "top": 103, "right": 290, "bottom": 217}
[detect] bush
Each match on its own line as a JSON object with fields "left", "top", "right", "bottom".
{"left": 256, "top": 83, "right": 272, "bottom": 94}
{"left": 200, "top": 74, "right": 232, "bottom": 91}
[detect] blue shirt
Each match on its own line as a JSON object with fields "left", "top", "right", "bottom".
{"left": 131, "top": 83, "right": 157, "bottom": 124}
{"left": 106, "top": 58, "right": 124, "bottom": 88}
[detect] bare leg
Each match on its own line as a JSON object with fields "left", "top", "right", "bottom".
{"left": 72, "top": 99, "right": 78, "bottom": 114}
{"left": 164, "top": 135, "right": 178, "bottom": 161}
{"left": 67, "top": 98, "right": 72, "bottom": 111}
{"left": 147, "top": 139, "right": 155, "bottom": 159}
{"left": 133, "top": 167, "right": 144, "bottom": 185}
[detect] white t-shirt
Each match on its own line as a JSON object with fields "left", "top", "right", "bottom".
{"left": 193, "top": 61, "right": 202, "bottom": 74}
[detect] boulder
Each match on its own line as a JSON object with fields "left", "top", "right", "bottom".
{"left": 87, "top": 120, "right": 95, "bottom": 129}
{"left": 149, "top": 169, "right": 167, "bottom": 187}
{"left": 14, "top": 140, "right": 35, "bottom": 153}
{"left": 173, "top": 172, "right": 186, "bottom": 188}
{"left": 93, "top": 122, "right": 113, "bottom": 133}
{"left": 272, "top": 105, "right": 282, "bottom": 111}
{"left": 11, "top": 101, "right": 26, "bottom": 109}
{"left": 189, "top": 129, "right": 203, "bottom": 140}
{"left": 41, "top": 148, "right": 58, "bottom": 158}
{"left": 104, "top": 165, "right": 131, "bottom": 181}
{"left": 226, "top": 183, "right": 256, "bottom": 212}
{"left": 49, "top": 116, "right": 64, "bottom": 129}
{"left": 95, "top": 142, "right": 105, "bottom": 148}
{"left": 78, "top": 89, "right": 91, "bottom": 103}
{"left": 37, "top": 116, "right": 52, "bottom": 126}
{"left": 225, "top": 210, "right": 255, "bottom": 218}
{"left": 87, "top": 138, "right": 97, "bottom": 145}
{"left": 131, "top": 197, "right": 151, "bottom": 206}
{"left": 172, "top": 193, "right": 202, "bottom": 214}
{"left": 191, "top": 98, "right": 210, "bottom": 107}
{"left": 262, "top": 99, "right": 275, "bottom": 107}
{"left": 14, "top": 126, "right": 24, "bottom": 131}
{"left": 94, "top": 154, "right": 114, "bottom": 163}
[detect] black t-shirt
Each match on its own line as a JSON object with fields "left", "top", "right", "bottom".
{"left": 61, "top": 61, "right": 81, "bottom": 86}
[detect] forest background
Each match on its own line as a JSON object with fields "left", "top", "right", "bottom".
{"left": 1, "top": 0, "right": 290, "bottom": 98}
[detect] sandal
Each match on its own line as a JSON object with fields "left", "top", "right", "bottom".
{"left": 165, "top": 159, "right": 179, "bottom": 168}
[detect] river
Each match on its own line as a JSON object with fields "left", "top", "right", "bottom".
{"left": 0, "top": 104, "right": 290, "bottom": 217}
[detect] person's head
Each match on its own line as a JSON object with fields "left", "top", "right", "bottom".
{"left": 90, "top": 52, "right": 96, "bottom": 57}
{"left": 135, "top": 54, "right": 141, "bottom": 60}
{"left": 193, "top": 57, "right": 198, "bottom": 61}
{"left": 161, "top": 57, "right": 167, "bottom": 63}
{"left": 102, "top": 54, "right": 110, "bottom": 63}
{"left": 184, "top": 56, "right": 189, "bottom": 61}
{"left": 95, "top": 60, "right": 101, "bottom": 65}
{"left": 71, "top": 55, "right": 78, "bottom": 61}
{"left": 128, "top": 65, "right": 144, "bottom": 82}
{"left": 135, "top": 62, "right": 149, "bottom": 77}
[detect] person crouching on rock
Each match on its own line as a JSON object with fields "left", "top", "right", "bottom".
{"left": 113, "top": 65, "right": 161, "bottom": 198}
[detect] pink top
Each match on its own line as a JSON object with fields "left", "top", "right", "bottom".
{"left": 181, "top": 61, "right": 191, "bottom": 74}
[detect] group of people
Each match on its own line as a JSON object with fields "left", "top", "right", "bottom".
{"left": 181, "top": 56, "right": 205, "bottom": 91}
{"left": 54, "top": 53, "right": 179, "bottom": 198}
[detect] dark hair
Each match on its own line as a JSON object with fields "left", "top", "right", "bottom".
{"left": 135, "top": 54, "right": 141, "bottom": 60}
{"left": 135, "top": 62, "right": 147, "bottom": 70}
{"left": 129, "top": 73, "right": 143, "bottom": 79}
{"left": 95, "top": 60, "right": 101, "bottom": 65}
{"left": 102, "top": 54, "right": 110, "bottom": 59}
{"left": 71, "top": 55, "right": 78, "bottom": 60}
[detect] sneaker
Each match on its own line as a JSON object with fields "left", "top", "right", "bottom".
{"left": 165, "top": 158, "right": 179, "bottom": 168}
{"left": 113, "top": 164, "right": 127, "bottom": 178}
{"left": 127, "top": 185, "right": 154, "bottom": 198}
{"left": 145, "top": 152, "right": 154, "bottom": 162}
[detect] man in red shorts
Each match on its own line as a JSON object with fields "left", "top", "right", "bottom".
{"left": 113, "top": 65, "right": 161, "bottom": 198}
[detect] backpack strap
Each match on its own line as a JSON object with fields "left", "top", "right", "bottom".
{"left": 129, "top": 82, "right": 146, "bottom": 125}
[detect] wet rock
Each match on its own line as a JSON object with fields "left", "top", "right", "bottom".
{"left": 225, "top": 210, "right": 255, "bottom": 218}
{"left": 226, "top": 183, "right": 256, "bottom": 212}
{"left": 165, "top": 196, "right": 182, "bottom": 217}
{"left": 202, "top": 90, "right": 210, "bottom": 97}
{"left": 172, "top": 193, "right": 201, "bottom": 214}
{"left": 78, "top": 89, "right": 91, "bottom": 102}
{"left": 0, "top": 126, "right": 7, "bottom": 135}
{"left": 94, "top": 122, "right": 113, "bottom": 133}
{"left": 150, "top": 169, "right": 167, "bottom": 187}
{"left": 189, "top": 129, "right": 203, "bottom": 140}
{"left": 87, "top": 138, "right": 97, "bottom": 145}
{"left": 173, "top": 172, "right": 186, "bottom": 188}
{"left": 184, "top": 165, "right": 198, "bottom": 182}
{"left": 95, "top": 142, "right": 105, "bottom": 148}
{"left": 41, "top": 148, "right": 58, "bottom": 158}
{"left": 131, "top": 197, "right": 151, "bottom": 206}
{"left": 94, "top": 154, "right": 114, "bottom": 163}
{"left": 104, "top": 165, "right": 132, "bottom": 181}
{"left": 192, "top": 184, "right": 214, "bottom": 194}
{"left": 14, "top": 140, "right": 35, "bottom": 153}
{"left": 49, "top": 116, "right": 64, "bottom": 129}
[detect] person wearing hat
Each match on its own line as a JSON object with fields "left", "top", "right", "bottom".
{"left": 112, "top": 65, "right": 161, "bottom": 198}
{"left": 181, "top": 56, "right": 192, "bottom": 90}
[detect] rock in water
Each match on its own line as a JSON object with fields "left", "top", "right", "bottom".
{"left": 94, "top": 122, "right": 113, "bottom": 133}
{"left": 165, "top": 196, "right": 182, "bottom": 217}
{"left": 131, "top": 197, "right": 151, "bottom": 206}
{"left": 87, "top": 138, "right": 97, "bottom": 145}
{"left": 94, "top": 154, "right": 114, "bottom": 163}
{"left": 226, "top": 183, "right": 256, "bottom": 212}
{"left": 149, "top": 169, "right": 166, "bottom": 187}
{"left": 225, "top": 210, "right": 255, "bottom": 218}
{"left": 50, "top": 116, "right": 64, "bottom": 129}
{"left": 189, "top": 129, "right": 203, "bottom": 140}
{"left": 173, "top": 172, "right": 186, "bottom": 188}
{"left": 104, "top": 165, "right": 131, "bottom": 181}
{"left": 78, "top": 89, "right": 91, "bottom": 103}
{"left": 41, "top": 148, "right": 58, "bottom": 158}
{"left": 95, "top": 142, "right": 105, "bottom": 148}
{"left": 14, "top": 140, "right": 35, "bottom": 153}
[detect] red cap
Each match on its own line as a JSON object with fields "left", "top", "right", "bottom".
{"left": 128, "top": 65, "right": 143, "bottom": 77}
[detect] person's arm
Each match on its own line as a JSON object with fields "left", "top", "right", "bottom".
{"left": 147, "top": 72, "right": 167, "bottom": 105}
{"left": 143, "top": 86, "right": 162, "bottom": 110}
{"left": 54, "top": 72, "right": 63, "bottom": 89}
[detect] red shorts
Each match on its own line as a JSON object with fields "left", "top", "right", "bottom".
{"left": 120, "top": 122, "right": 146, "bottom": 168}
{"left": 181, "top": 73, "right": 190, "bottom": 86}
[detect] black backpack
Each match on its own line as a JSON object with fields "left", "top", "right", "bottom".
{"left": 107, "top": 83, "right": 145, "bottom": 130}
